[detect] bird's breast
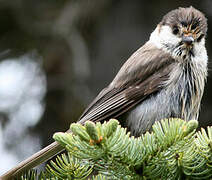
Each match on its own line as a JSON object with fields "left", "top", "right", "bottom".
{"left": 124, "top": 59, "right": 207, "bottom": 137}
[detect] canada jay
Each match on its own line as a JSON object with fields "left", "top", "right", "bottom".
{"left": 1, "top": 6, "right": 208, "bottom": 180}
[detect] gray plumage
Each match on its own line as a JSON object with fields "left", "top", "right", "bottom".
{"left": 79, "top": 6, "right": 208, "bottom": 136}
{"left": 126, "top": 50, "right": 207, "bottom": 136}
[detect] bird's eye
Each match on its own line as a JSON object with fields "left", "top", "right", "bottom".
{"left": 197, "top": 34, "right": 204, "bottom": 42}
{"left": 172, "top": 26, "right": 179, "bottom": 35}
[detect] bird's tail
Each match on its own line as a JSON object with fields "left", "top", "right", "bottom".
{"left": 0, "top": 141, "right": 64, "bottom": 180}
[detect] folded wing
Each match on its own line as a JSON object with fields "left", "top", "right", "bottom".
{"left": 79, "top": 42, "right": 175, "bottom": 124}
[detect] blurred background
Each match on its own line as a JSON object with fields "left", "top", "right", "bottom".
{"left": 0, "top": 0, "right": 211, "bottom": 174}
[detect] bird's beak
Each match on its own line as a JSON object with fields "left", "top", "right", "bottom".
{"left": 182, "top": 34, "right": 194, "bottom": 46}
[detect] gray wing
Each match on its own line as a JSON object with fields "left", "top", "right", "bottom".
{"left": 79, "top": 42, "right": 175, "bottom": 124}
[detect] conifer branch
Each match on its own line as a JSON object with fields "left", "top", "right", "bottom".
{"left": 20, "top": 118, "right": 212, "bottom": 179}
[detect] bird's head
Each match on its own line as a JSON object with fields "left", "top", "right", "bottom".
{"left": 150, "top": 7, "right": 207, "bottom": 60}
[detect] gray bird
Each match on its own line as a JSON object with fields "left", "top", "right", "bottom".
{"left": 1, "top": 6, "right": 208, "bottom": 180}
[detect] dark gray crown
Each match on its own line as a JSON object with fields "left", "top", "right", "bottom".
{"left": 160, "top": 6, "right": 207, "bottom": 35}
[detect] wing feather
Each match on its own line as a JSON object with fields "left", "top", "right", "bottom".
{"left": 79, "top": 42, "right": 175, "bottom": 124}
